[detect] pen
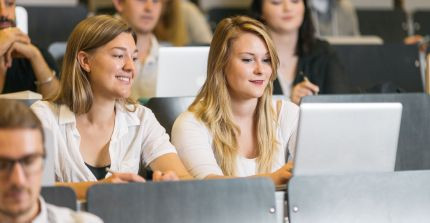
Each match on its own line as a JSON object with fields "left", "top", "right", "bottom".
{"left": 300, "top": 71, "right": 318, "bottom": 95}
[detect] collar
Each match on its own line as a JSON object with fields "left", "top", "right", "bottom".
{"left": 32, "top": 197, "right": 47, "bottom": 223}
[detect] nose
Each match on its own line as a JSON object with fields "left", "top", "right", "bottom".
{"left": 9, "top": 163, "right": 28, "bottom": 186}
{"left": 283, "top": 0, "right": 290, "bottom": 11}
{"left": 144, "top": 0, "right": 154, "bottom": 12}
{"left": 123, "top": 56, "right": 136, "bottom": 74}
{"left": 254, "top": 61, "right": 264, "bottom": 75}
{"left": 0, "top": 2, "right": 6, "bottom": 16}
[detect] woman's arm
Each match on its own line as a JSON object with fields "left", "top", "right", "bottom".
{"left": 149, "top": 153, "right": 193, "bottom": 180}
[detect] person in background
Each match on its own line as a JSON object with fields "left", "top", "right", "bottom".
{"left": 112, "top": 0, "right": 163, "bottom": 100}
{"left": 0, "top": 0, "right": 59, "bottom": 98}
{"left": 154, "top": 0, "right": 212, "bottom": 46}
{"left": 251, "top": 0, "right": 350, "bottom": 104}
{"left": 309, "top": 0, "right": 360, "bottom": 37}
{"left": 31, "top": 15, "right": 192, "bottom": 200}
{"left": 172, "top": 16, "right": 297, "bottom": 186}
{"left": 0, "top": 99, "right": 102, "bottom": 223}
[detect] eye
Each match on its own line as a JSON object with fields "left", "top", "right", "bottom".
{"left": 263, "top": 58, "right": 271, "bottom": 64}
{"left": 270, "top": 0, "right": 282, "bottom": 5}
{"left": 0, "top": 160, "right": 10, "bottom": 171}
{"left": 132, "top": 56, "right": 138, "bottom": 62}
{"left": 113, "top": 54, "right": 124, "bottom": 59}
{"left": 241, "top": 58, "right": 253, "bottom": 63}
{"left": 6, "top": 0, "right": 15, "bottom": 7}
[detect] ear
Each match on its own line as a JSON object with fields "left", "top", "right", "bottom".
{"left": 112, "top": 0, "right": 124, "bottom": 13}
{"left": 77, "top": 51, "right": 91, "bottom": 73}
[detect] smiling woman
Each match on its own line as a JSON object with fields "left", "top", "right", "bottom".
{"left": 171, "top": 16, "right": 299, "bottom": 186}
{"left": 30, "top": 15, "right": 192, "bottom": 199}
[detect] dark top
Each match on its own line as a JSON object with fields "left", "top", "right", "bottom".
{"left": 85, "top": 163, "right": 110, "bottom": 181}
{"left": 2, "top": 47, "right": 59, "bottom": 94}
{"left": 274, "top": 39, "right": 351, "bottom": 95}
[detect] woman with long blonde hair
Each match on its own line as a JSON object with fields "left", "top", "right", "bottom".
{"left": 172, "top": 16, "right": 298, "bottom": 185}
{"left": 31, "top": 15, "right": 192, "bottom": 199}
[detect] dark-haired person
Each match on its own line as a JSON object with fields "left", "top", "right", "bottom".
{"left": 0, "top": 0, "right": 59, "bottom": 98}
{"left": 251, "top": 0, "right": 350, "bottom": 104}
{"left": 0, "top": 99, "right": 102, "bottom": 223}
{"left": 31, "top": 15, "right": 192, "bottom": 199}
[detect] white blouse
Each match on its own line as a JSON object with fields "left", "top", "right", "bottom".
{"left": 31, "top": 101, "right": 176, "bottom": 182}
{"left": 171, "top": 100, "right": 299, "bottom": 179}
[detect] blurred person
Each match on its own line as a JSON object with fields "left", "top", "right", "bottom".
{"left": 0, "top": 0, "right": 59, "bottom": 98}
{"left": 0, "top": 99, "right": 102, "bottom": 223}
{"left": 251, "top": 0, "right": 350, "bottom": 104}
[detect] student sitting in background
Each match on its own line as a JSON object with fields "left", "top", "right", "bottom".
{"left": 112, "top": 0, "right": 163, "bottom": 100}
{"left": 172, "top": 16, "right": 297, "bottom": 186}
{"left": 0, "top": 99, "right": 102, "bottom": 223}
{"left": 251, "top": 0, "right": 350, "bottom": 104}
{"left": 31, "top": 15, "right": 192, "bottom": 199}
{"left": 154, "top": 0, "right": 212, "bottom": 46}
{"left": 0, "top": 0, "right": 60, "bottom": 98}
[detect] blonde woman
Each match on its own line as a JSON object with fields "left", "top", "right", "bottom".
{"left": 31, "top": 15, "right": 192, "bottom": 199}
{"left": 171, "top": 16, "right": 298, "bottom": 185}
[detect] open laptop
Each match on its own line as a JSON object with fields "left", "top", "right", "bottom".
{"left": 293, "top": 103, "right": 402, "bottom": 176}
{"left": 156, "top": 47, "right": 209, "bottom": 97}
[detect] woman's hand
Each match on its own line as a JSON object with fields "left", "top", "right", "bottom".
{"left": 269, "top": 161, "right": 294, "bottom": 185}
{"left": 153, "top": 170, "right": 180, "bottom": 182}
{"left": 102, "top": 172, "right": 146, "bottom": 183}
{"left": 291, "top": 80, "right": 319, "bottom": 104}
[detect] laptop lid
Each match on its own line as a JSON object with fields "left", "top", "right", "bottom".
{"left": 156, "top": 47, "right": 209, "bottom": 97}
{"left": 293, "top": 103, "right": 402, "bottom": 176}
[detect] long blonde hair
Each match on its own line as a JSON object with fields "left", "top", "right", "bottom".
{"left": 189, "top": 16, "right": 280, "bottom": 176}
{"left": 154, "top": 0, "right": 188, "bottom": 46}
{"left": 52, "top": 15, "right": 137, "bottom": 115}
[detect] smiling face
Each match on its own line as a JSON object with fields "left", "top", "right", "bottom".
{"left": 225, "top": 32, "right": 273, "bottom": 101}
{"left": 79, "top": 32, "right": 138, "bottom": 100}
{"left": 114, "top": 0, "right": 162, "bottom": 34}
{"left": 262, "top": 0, "right": 305, "bottom": 34}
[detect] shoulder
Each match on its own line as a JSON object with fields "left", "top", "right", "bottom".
{"left": 173, "top": 110, "right": 205, "bottom": 130}
{"left": 276, "top": 99, "right": 300, "bottom": 121}
{"left": 31, "top": 100, "right": 59, "bottom": 119}
{"left": 46, "top": 203, "right": 103, "bottom": 223}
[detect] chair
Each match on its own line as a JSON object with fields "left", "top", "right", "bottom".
{"left": 207, "top": 7, "right": 250, "bottom": 31}
{"left": 15, "top": 6, "right": 28, "bottom": 34}
{"left": 41, "top": 186, "right": 77, "bottom": 210}
{"left": 412, "top": 11, "right": 430, "bottom": 37}
{"left": 145, "top": 97, "right": 195, "bottom": 136}
{"left": 357, "top": 9, "right": 408, "bottom": 43}
{"left": 86, "top": 178, "right": 278, "bottom": 223}
{"left": 26, "top": 5, "right": 87, "bottom": 49}
{"left": 288, "top": 170, "right": 430, "bottom": 223}
{"left": 301, "top": 93, "right": 430, "bottom": 171}
{"left": 333, "top": 44, "right": 422, "bottom": 93}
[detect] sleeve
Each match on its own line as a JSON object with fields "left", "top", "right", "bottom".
{"left": 171, "top": 112, "right": 224, "bottom": 179}
{"left": 140, "top": 108, "right": 177, "bottom": 167}
{"left": 182, "top": 1, "right": 212, "bottom": 44}
{"left": 323, "top": 44, "right": 352, "bottom": 94}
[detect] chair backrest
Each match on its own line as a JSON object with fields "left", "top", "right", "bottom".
{"left": 301, "top": 93, "right": 430, "bottom": 171}
{"left": 207, "top": 7, "right": 250, "bottom": 31}
{"left": 41, "top": 186, "right": 77, "bottom": 210}
{"left": 357, "top": 9, "right": 408, "bottom": 43}
{"left": 413, "top": 11, "right": 430, "bottom": 37}
{"left": 333, "top": 44, "right": 422, "bottom": 92}
{"left": 145, "top": 97, "right": 195, "bottom": 135}
{"left": 86, "top": 178, "right": 278, "bottom": 223}
{"left": 288, "top": 170, "right": 430, "bottom": 223}
{"left": 15, "top": 6, "right": 28, "bottom": 34}
{"left": 26, "top": 5, "right": 87, "bottom": 49}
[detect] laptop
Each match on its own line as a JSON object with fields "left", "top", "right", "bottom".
{"left": 156, "top": 47, "right": 209, "bottom": 97}
{"left": 293, "top": 103, "right": 402, "bottom": 176}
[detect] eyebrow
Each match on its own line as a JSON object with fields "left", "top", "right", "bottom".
{"left": 239, "top": 52, "right": 270, "bottom": 56}
{"left": 111, "top": 47, "right": 138, "bottom": 54}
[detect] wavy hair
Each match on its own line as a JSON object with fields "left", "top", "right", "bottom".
{"left": 51, "top": 15, "right": 137, "bottom": 114}
{"left": 189, "top": 16, "right": 280, "bottom": 176}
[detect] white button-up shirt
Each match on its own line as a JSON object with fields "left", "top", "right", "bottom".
{"left": 31, "top": 101, "right": 176, "bottom": 182}
{"left": 33, "top": 197, "right": 102, "bottom": 223}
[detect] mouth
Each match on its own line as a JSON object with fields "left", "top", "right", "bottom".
{"left": 0, "top": 21, "right": 13, "bottom": 29}
{"left": 115, "top": 75, "right": 131, "bottom": 84}
{"left": 249, "top": 80, "right": 264, "bottom": 85}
